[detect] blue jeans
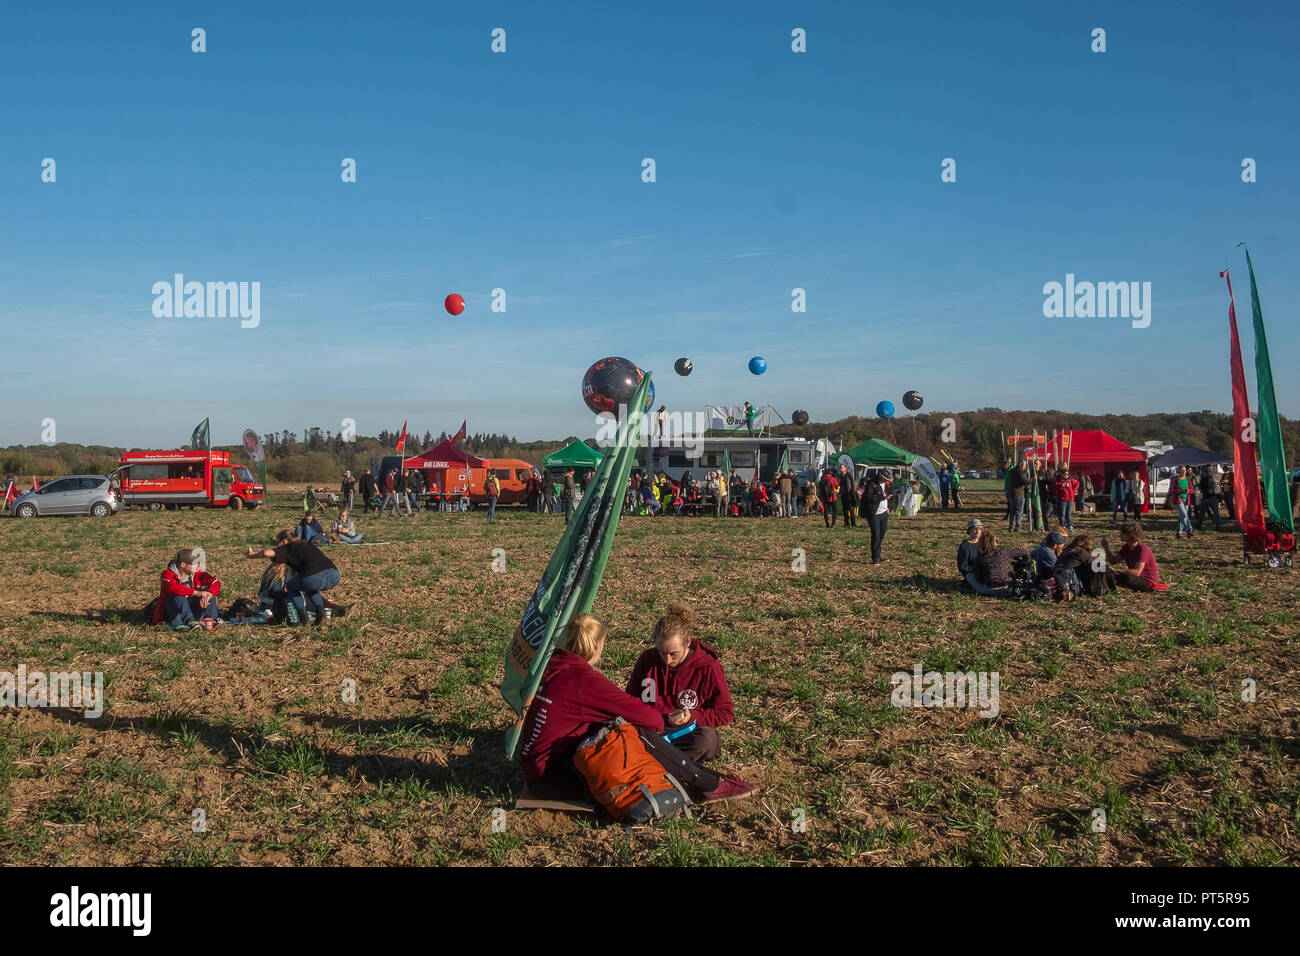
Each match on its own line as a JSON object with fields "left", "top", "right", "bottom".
{"left": 286, "top": 567, "right": 340, "bottom": 615}
{"left": 166, "top": 594, "right": 218, "bottom": 629}
{"left": 746, "top": 421, "right": 755, "bottom": 437}
{"left": 867, "top": 512, "right": 887, "bottom": 562}
{"left": 337, "top": 532, "right": 363, "bottom": 544}
{"left": 1059, "top": 501, "right": 1073, "bottom": 531}
{"left": 1176, "top": 501, "right": 1192, "bottom": 534}
{"left": 487, "top": 496, "right": 497, "bottom": 521}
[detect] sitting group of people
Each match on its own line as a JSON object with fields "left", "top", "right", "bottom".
{"left": 149, "top": 529, "right": 348, "bottom": 630}
{"left": 520, "top": 603, "right": 755, "bottom": 807}
{"left": 957, "top": 518, "right": 1163, "bottom": 600}
{"left": 295, "top": 509, "right": 363, "bottom": 545}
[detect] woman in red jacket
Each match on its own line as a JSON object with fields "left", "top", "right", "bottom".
{"left": 626, "top": 604, "right": 734, "bottom": 761}
{"left": 519, "top": 613, "right": 755, "bottom": 806}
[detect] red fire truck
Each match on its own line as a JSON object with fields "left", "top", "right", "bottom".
{"left": 115, "top": 450, "right": 265, "bottom": 510}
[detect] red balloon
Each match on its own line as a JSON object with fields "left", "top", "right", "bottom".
{"left": 444, "top": 293, "right": 465, "bottom": 315}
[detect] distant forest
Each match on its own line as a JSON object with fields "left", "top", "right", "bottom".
{"left": 3, "top": 410, "right": 1296, "bottom": 482}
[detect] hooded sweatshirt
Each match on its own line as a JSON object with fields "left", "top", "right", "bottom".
{"left": 152, "top": 562, "right": 222, "bottom": 625}
{"left": 518, "top": 649, "right": 664, "bottom": 781}
{"left": 625, "top": 640, "right": 734, "bottom": 728}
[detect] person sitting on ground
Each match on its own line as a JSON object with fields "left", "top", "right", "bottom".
{"left": 152, "top": 548, "right": 222, "bottom": 630}
{"left": 246, "top": 530, "right": 345, "bottom": 626}
{"left": 975, "top": 529, "right": 1024, "bottom": 593}
{"left": 1056, "top": 533, "right": 1111, "bottom": 597}
{"left": 627, "top": 604, "right": 734, "bottom": 763}
{"left": 296, "top": 511, "right": 326, "bottom": 544}
{"left": 1032, "top": 531, "right": 1074, "bottom": 602}
{"left": 331, "top": 507, "right": 363, "bottom": 544}
{"left": 518, "top": 613, "right": 756, "bottom": 807}
{"left": 957, "top": 518, "right": 982, "bottom": 580}
{"left": 959, "top": 520, "right": 1005, "bottom": 596}
{"left": 1101, "top": 522, "right": 1163, "bottom": 592}
{"left": 1032, "top": 531, "right": 1067, "bottom": 579}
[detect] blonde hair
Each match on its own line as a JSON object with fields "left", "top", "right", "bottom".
{"left": 260, "top": 562, "right": 288, "bottom": 592}
{"left": 563, "top": 613, "right": 607, "bottom": 661}
{"left": 653, "top": 603, "right": 694, "bottom": 650}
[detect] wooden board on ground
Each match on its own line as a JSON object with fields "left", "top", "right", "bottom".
{"left": 514, "top": 786, "right": 597, "bottom": 813}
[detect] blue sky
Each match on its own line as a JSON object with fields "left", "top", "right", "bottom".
{"left": 2, "top": 0, "right": 1297, "bottom": 448}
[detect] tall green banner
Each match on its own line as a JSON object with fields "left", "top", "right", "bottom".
{"left": 722, "top": 447, "right": 732, "bottom": 482}
{"left": 501, "top": 373, "right": 652, "bottom": 760}
{"left": 1244, "top": 249, "right": 1294, "bottom": 533}
{"left": 190, "top": 418, "right": 211, "bottom": 451}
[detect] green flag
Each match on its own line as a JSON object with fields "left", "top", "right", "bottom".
{"left": 1244, "top": 248, "right": 1294, "bottom": 533}
{"left": 501, "top": 374, "right": 653, "bottom": 760}
{"left": 777, "top": 447, "right": 789, "bottom": 475}
{"left": 190, "top": 418, "right": 211, "bottom": 452}
{"left": 722, "top": 447, "right": 732, "bottom": 482}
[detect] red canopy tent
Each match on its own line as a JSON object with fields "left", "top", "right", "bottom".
{"left": 1021, "top": 429, "right": 1150, "bottom": 512}
{"left": 403, "top": 438, "right": 486, "bottom": 496}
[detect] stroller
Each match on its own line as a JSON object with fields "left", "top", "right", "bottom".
{"left": 1242, "top": 521, "right": 1296, "bottom": 568}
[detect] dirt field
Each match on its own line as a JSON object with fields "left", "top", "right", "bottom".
{"left": 1, "top": 494, "right": 1296, "bottom": 866}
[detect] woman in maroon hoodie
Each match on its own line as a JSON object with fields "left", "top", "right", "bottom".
{"left": 626, "top": 603, "right": 733, "bottom": 761}
{"left": 519, "top": 613, "right": 756, "bottom": 806}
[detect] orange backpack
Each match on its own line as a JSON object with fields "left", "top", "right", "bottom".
{"left": 573, "top": 719, "right": 691, "bottom": 824}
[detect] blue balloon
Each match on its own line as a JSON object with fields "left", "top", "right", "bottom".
{"left": 876, "top": 400, "right": 895, "bottom": 419}
{"left": 748, "top": 356, "right": 767, "bottom": 375}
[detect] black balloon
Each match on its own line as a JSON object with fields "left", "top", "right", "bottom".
{"left": 674, "top": 357, "right": 693, "bottom": 376}
{"left": 792, "top": 409, "right": 810, "bottom": 426}
{"left": 903, "top": 390, "right": 924, "bottom": 411}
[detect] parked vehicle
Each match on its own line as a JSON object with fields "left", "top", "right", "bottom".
{"left": 115, "top": 449, "right": 264, "bottom": 510}
{"left": 10, "top": 475, "right": 121, "bottom": 518}
{"left": 423, "top": 459, "right": 535, "bottom": 506}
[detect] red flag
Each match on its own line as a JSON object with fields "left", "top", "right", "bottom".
{"left": 3, "top": 479, "right": 16, "bottom": 508}
{"left": 395, "top": 421, "right": 408, "bottom": 454}
{"left": 32, "top": 475, "right": 39, "bottom": 490}
{"left": 1223, "top": 269, "right": 1265, "bottom": 536}
{"left": 452, "top": 420, "right": 467, "bottom": 444}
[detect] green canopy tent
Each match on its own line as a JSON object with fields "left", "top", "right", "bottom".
{"left": 843, "top": 438, "right": 916, "bottom": 468}
{"left": 542, "top": 440, "right": 605, "bottom": 471}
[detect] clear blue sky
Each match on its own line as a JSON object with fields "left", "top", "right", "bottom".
{"left": 2, "top": 0, "right": 1297, "bottom": 448}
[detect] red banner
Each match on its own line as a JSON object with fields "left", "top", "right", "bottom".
{"left": 1223, "top": 270, "right": 1265, "bottom": 536}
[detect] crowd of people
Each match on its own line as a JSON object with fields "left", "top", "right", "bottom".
{"left": 147, "top": 528, "right": 349, "bottom": 631}
{"left": 957, "top": 517, "right": 1164, "bottom": 601}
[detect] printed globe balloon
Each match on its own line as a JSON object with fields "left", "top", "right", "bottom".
{"left": 876, "top": 400, "right": 895, "bottom": 419}
{"left": 748, "top": 356, "right": 767, "bottom": 375}
{"left": 674, "top": 357, "right": 693, "bottom": 376}
{"left": 791, "top": 409, "right": 810, "bottom": 426}
{"left": 903, "top": 390, "right": 924, "bottom": 411}
{"left": 582, "top": 357, "right": 653, "bottom": 417}
{"left": 444, "top": 293, "right": 465, "bottom": 315}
